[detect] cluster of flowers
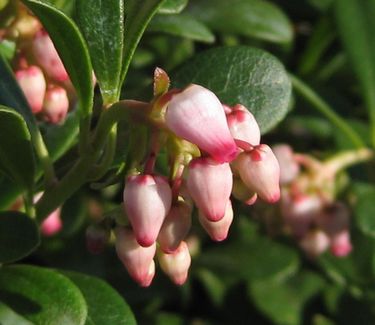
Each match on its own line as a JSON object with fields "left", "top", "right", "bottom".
{"left": 109, "top": 81, "right": 281, "bottom": 287}
{"left": 273, "top": 144, "right": 352, "bottom": 258}
{"left": 1, "top": 4, "right": 78, "bottom": 124}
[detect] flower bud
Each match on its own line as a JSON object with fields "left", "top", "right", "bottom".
{"left": 40, "top": 208, "right": 62, "bottom": 236}
{"left": 32, "top": 29, "right": 68, "bottom": 82}
{"left": 235, "top": 144, "right": 280, "bottom": 203}
{"left": 158, "top": 241, "right": 191, "bottom": 285}
{"left": 85, "top": 224, "right": 110, "bottom": 254}
{"left": 330, "top": 230, "right": 352, "bottom": 257}
{"left": 272, "top": 144, "right": 300, "bottom": 185}
{"left": 15, "top": 65, "right": 46, "bottom": 114}
{"left": 115, "top": 227, "right": 156, "bottom": 287}
{"left": 187, "top": 158, "right": 233, "bottom": 221}
{"left": 299, "top": 229, "right": 330, "bottom": 257}
{"left": 158, "top": 200, "right": 192, "bottom": 253}
{"left": 281, "top": 191, "right": 322, "bottom": 238}
{"left": 123, "top": 174, "right": 172, "bottom": 247}
{"left": 166, "top": 85, "right": 237, "bottom": 163}
{"left": 199, "top": 200, "right": 234, "bottom": 241}
{"left": 42, "top": 85, "right": 69, "bottom": 124}
{"left": 226, "top": 104, "right": 260, "bottom": 146}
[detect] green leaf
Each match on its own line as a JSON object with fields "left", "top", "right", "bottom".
{"left": 248, "top": 271, "right": 325, "bottom": 325}
{"left": 40, "top": 0, "right": 76, "bottom": 15}
{"left": 0, "top": 265, "right": 88, "bottom": 325}
{"left": 158, "top": 0, "right": 188, "bottom": 14}
{"left": 354, "top": 183, "right": 375, "bottom": 238}
{"left": 121, "top": 0, "right": 165, "bottom": 86}
{"left": 334, "top": 0, "right": 375, "bottom": 146}
{"left": 76, "top": 0, "right": 124, "bottom": 104}
{"left": 0, "top": 211, "right": 40, "bottom": 264}
{"left": 148, "top": 13, "right": 215, "bottom": 43}
{"left": 63, "top": 271, "right": 136, "bottom": 325}
{"left": 187, "top": 0, "right": 293, "bottom": 44}
{"left": 0, "top": 39, "right": 16, "bottom": 60}
{"left": 0, "top": 107, "right": 35, "bottom": 191}
{"left": 173, "top": 46, "right": 292, "bottom": 133}
{"left": 23, "top": 0, "right": 93, "bottom": 119}
{"left": 196, "top": 229, "right": 299, "bottom": 283}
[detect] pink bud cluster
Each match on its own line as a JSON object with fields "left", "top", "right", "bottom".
{"left": 1, "top": 5, "right": 89, "bottom": 124}
{"left": 273, "top": 144, "right": 352, "bottom": 258}
{"left": 116, "top": 82, "right": 281, "bottom": 286}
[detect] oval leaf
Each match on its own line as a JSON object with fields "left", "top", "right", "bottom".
{"left": 148, "top": 13, "right": 215, "bottom": 43}
{"left": 23, "top": 0, "right": 93, "bottom": 119}
{"left": 63, "top": 271, "right": 136, "bottom": 325}
{"left": 0, "top": 211, "right": 40, "bottom": 264}
{"left": 0, "top": 265, "right": 88, "bottom": 325}
{"left": 335, "top": 0, "right": 375, "bottom": 145}
{"left": 121, "top": 0, "right": 165, "bottom": 85}
{"left": 0, "top": 107, "right": 35, "bottom": 190}
{"left": 187, "top": 0, "right": 293, "bottom": 44}
{"left": 76, "top": 0, "right": 124, "bottom": 104}
{"left": 173, "top": 46, "right": 292, "bottom": 133}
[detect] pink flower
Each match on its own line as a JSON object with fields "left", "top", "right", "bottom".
{"left": 115, "top": 227, "right": 156, "bottom": 287}
{"left": 199, "top": 200, "right": 234, "bottom": 241}
{"left": 158, "top": 241, "right": 191, "bottom": 285}
{"left": 40, "top": 208, "right": 62, "bottom": 236}
{"left": 123, "top": 174, "right": 172, "bottom": 247}
{"left": 281, "top": 191, "right": 323, "bottom": 238}
{"left": 165, "top": 85, "right": 237, "bottom": 163}
{"left": 158, "top": 200, "right": 192, "bottom": 253}
{"left": 226, "top": 104, "right": 260, "bottom": 146}
{"left": 32, "top": 29, "right": 69, "bottom": 82}
{"left": 330, "top": 231, "right": 352, "bottom": 257}
{"left": 272, "top": 144, "right": 300, "bottom": 185}
{"left": 299, "top": 229, "right": 330, "bottom": 257}
{"left": 42, "top": 85, "right": 69, "bottom": 124}
{"left": 234, "top": 144, "right": 280, "bottom": 203}
{"left": 15, "top": 65, "right": 46, "bottom": 114}
{"left": 187, "top": 158, "right": 233, "bottom": 221}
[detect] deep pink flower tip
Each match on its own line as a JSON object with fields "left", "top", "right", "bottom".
{"left": 137, "top": 234, "right": 155, "bottom": 248}
{"left": 331, "top": 242, "right": 352, "bottom": 257}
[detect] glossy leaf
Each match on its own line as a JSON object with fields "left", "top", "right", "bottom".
{"left": 148, "top": 14, "right": 215, "bottom": 43}
{"left": 248, "top": 271, "right": 325, "bottom": 325}
{"left": 334, "top": 0, "right": 375, "bottom": 145}
{"left": 23, "top": 0, "right": 93, "bottom": 119}
{"left": 158, "top": 0, "right": 188, "bottom": 14}
{"left": 0, "top": 265, "right": 88, "bottom": 325}
{"left": 187, "top": 0, "right": 293, "bottom": 44}
{"left": 41, "top": 0, "right": 76, "bottom": 15}
{"left": 63, "top": 271, "right": 136, "bottom": 325}
{"left": 76, "top": 0, "right": 124, "bottom": 104}
{"left": 0, "top": 107, "right": 35, "bottom": 190}
{"left": 173, "top": 46, "right": 292, "bottom": 133}
{"left": 121, "top": 0, "right": 165, "bottom": 86}
{"left": 0, "top": 211, "right": 40, "bottom": 264}
{"left": 196, "top": 222, "right": 299, "bottom": 283}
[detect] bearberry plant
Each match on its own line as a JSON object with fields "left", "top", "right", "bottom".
{"left": 0, "top": 0, "right": 375, "bottom": 324}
